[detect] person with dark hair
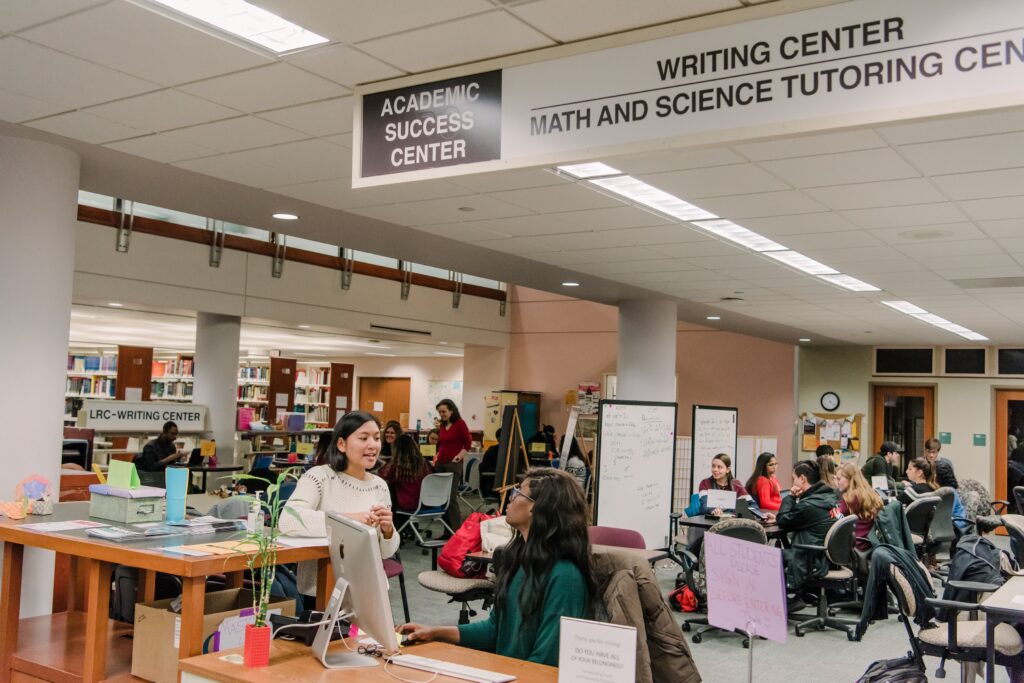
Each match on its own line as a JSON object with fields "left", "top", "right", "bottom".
{"left": 745, "top": 452, "right": 782, "bottom": 511}
{"left": 380, "top": 420, "right": 403, "bottom": 459}
{"left": 527, "top": 424, "right": 557, "bottom": 461}
{"left": 696, "top": 453, "right": 747, "bottom": 515}
{"left": 399, "top": 468, "right": 594, "bottom": 665}
{"left": 379, "top": 434, "right": 432, "bottom": 512}
{"left": 898, "top": 457, "right": 938, "bottom": 506}
{"left": 138, "top": 421, "right": 185, "bottom": 471}
{"left": 861, "top": 441, "right": 900, "bottom": 490}
{"left": 923, "top": 437, "right": 958, "bottom": 489}
{"left": 434, "top": 398, "right": 471, "bottom": 534}
{"left": 311, "top": 431, "right": 333, "bottom": 467}
{"left": 815, "top": 444, "right": 835, "bottom": 458}
{"left": 765, "top": 459, "right": 840, "bottom": 597}
{"left": 817, "top": 453, "right": 838, "bottom": 489}
{"left": 426, "top": 428, "right": 440, "bottom": 446}
{"left": 281, "top": 411, "right": 398, "bottom": 597}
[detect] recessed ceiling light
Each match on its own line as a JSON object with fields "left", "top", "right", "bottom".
{"left": 562, "top": 281, "right": 580, "bottom": 287}
{"left": 108, "top": 302, "right": 123, "bottom": 307}
{"left": 272, "top": 213, "right": 299, "bottom": 220}
{"left": 691, "top": 219, "right": 786, "bottom": 252}
{"left": 298, "top": 324, "right": 311, "bottom": 329}
{"left": 706, "top": 316, "right": 721, "bottom": 320}
{"left": 146, "top": 0, "right": 328, "bottom": 54}
{"left": 590, "top": 175, "right": 717, "bottom": 221}
{"left": 365, "top": 352, "right": 397, "bottom": 357}
{"left": 439, "top": 341, "right": 448, "bottom": 345}
{"left": 818, "top": 274, "right": 881, "bottom": 292}
{"left": 880, "top": 300, "right": 988, "bottom": 341}
{"left": 799, "top": 338, "right": 811, "bottom": 342}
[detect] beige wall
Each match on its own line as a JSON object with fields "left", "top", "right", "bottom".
{"left": 462, "top": 344, "right": 509, "bottom": 431}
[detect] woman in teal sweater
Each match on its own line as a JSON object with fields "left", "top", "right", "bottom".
{"left": 398, "top": 468, "right": 594, "bottom": 666}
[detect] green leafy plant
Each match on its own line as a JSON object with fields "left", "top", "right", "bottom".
{"left": 233, "top": 467, "right": 305, "bottom": 628}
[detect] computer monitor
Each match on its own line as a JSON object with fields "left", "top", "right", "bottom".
{"left": 313, "top": 512, "right": 398, "bottom": 668}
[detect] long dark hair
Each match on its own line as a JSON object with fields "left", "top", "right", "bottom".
{"left": 494, "top": 468, "right": 596, "bottom": 633}
{"left": 910, "top": 457, "right": 938, "bottom": 490}
{"left": 436, "top": 398, "right": 461, "bottom": 425}
{"left": 326, "top": 411, "right": 380, "bottom": 472}
{"left": 745, "top": 452, "right": 776, "bottom": 494}
{"left": 312, "top": 432, "right": 333, "bottom": 467}
{"left": 390, "top": 434, "right": 428, "bottom": 483}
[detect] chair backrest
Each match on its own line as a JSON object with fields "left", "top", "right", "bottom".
{"left": 888, "top": 565, "right": 917, "bottom": 618}
{"left": 929, "top": 487, "right": 957, "bottom": 543}
{"left": 418, "top": 473, "right": 454, "bottom": 509}
{"left": 904, "top": 496, "right": 940, "bottom": 535}
{"left": 464, "top": 456, "right": 481, "bottom": 492}
{"left": 824, "top": 514, "right": 857, "bottom": 567}
{"left": 588, "top": 525, "right": 645, "bottom": 549}
{"left": 1002, "top": 514, "right": 1024, "bottom": 565}
{"left": 709, "top": 517, "right": 769, "bottom": 545}
{"left": 1014, "top": 487, "right": 1024, "bottom": 516}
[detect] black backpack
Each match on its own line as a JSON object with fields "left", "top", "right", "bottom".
{"left": 857, "top": 654, "right": 927, "bottom": 683}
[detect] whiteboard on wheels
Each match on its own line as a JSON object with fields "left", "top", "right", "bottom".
{"left": 691, "top": 405, "right": 738, "bottom": 494}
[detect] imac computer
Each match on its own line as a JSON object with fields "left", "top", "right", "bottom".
{"left": 314, "top": 511, "right": 398, "bottom": 669}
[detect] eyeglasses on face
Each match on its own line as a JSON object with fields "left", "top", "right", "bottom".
{"left": 509, "top": 487, "right": 534, "bottom": 503}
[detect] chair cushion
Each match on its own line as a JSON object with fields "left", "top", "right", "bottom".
{"left": 417, "top": 570, "right": 494, "bottom": 595}
{"left": 382, "top": 558, "right": 403, "bottom": 578}
{"left": 825, "top": 567, "right": 854, "bottom": 580}
{"left": 918, "top": 621, "right": 1023, "bottom": 656}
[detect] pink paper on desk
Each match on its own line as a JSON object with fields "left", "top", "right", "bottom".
{"left": 704, "top": 532, "right": 787, "bottom": 643}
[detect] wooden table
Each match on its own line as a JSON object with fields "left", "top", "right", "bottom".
{"left": 980, "top": 574, "right": 1024, "bottom": 681}
{"left": 179, "top": 639, "right": 557, "bottom": 682}
{"left": 0, "top": 502, "right": 330, "bottom": 683}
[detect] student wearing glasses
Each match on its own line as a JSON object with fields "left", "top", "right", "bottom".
{"left": 399, "top": 468, "right": 594, "bottom": 666}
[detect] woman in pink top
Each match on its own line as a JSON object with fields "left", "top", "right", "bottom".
{"left": 744, "top": 452, "right": 782, "bottom": 511}
{"left": 434, "top": 398, "right": 471, "bottom": 534}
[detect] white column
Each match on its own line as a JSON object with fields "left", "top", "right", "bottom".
{"left": 616, "top": 299, "right": 677, "bottom": 403}
{"left": 462, "top": 344, "right": 509, "bottom": 430}
{"left": 0, "top": 137, "right": 80, "bottom": 617}
{"left": 192, "top": 313, "right": 241, "bottom": 461}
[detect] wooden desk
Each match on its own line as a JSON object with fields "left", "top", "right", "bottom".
{"left": 0, "top": 502, "right": 330, "bottom": 683}
{"left": 980, "top": 574, "right": 1024, "bottom": 681}
{"left": 179, "top": 639, "right": 557, "bottom": 682}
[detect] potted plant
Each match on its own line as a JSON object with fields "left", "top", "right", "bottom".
{"left": 233, "top": 467, "right": 304, "bottom": 667}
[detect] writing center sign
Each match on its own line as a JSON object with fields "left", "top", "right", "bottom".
{"left": 79, "top": 400, "right": 207, "bottom": 432}
{"left": 353, "top": 0, "right": 1024, "bottom": 186}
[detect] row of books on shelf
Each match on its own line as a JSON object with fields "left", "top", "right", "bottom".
{"left": 296, "top": 387, "right": 328, "bottom": 403}
{"left": 238, "top": 385, "right": 269, "bottom": 401}
{"left": 239, "top": 366, "right": 269, "bottom": 381}
{"left": 66, "top": 376, "right": 116, "bottom": 396}
{"left": 299, "top": 405, "right": 330, "bottom": 423}
{"left": 67, "top": 353, "right": 117, "bottom": 373}
{"left": 152, "top": 357, "right": 193, "bottom": 378}
{"left": 151, "top": 380, "right": 193, "bottom": 399}
{"left": 296, "top": 367, "right": 329, "bottom": 386}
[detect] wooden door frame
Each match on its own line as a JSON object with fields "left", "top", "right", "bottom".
{"left": 870, "top": 383, "right": 936, "bottom": 458}
{"left": 994, "top": 389, "right": 1024, "bottom": 505}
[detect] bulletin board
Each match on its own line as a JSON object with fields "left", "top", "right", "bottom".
{"left": 799, "top": 412, "right": 863, "bottom": 464}
{"left": 426, "top": 380, "right": 463, "bottom": 424}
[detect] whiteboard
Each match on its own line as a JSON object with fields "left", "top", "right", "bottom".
{"left": 690, "top": 405, "right": 738, "bottom": 494}
{"left": 594, "top": 400, "right": 678, "bottom": 549}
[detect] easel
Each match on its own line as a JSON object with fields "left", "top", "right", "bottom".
{"left": 495, "top": 404, "right": 531, "bottom": 510}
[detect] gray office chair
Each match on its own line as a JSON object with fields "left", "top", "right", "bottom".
{"left": 1013, "top": 486, "right": 1024, "bottom": 516}
{"left": 395, "top": 472, "right": 455, "bottom": 545}
{"left": 928, "top": 487, "right": 958, "bottom": 570}
{"left": 793, "top": 515, "right": 859, "bottom": 640}
{"left": 905, "top": 496, "right": 940, "bottom": 559}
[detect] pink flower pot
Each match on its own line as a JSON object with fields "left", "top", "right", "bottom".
{"left": 243, "top": 623, "right": 271, "bottom": 667}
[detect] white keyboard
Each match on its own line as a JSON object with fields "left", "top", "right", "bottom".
{"left": 388, "top": 654, "right": 516, "bottom": 682}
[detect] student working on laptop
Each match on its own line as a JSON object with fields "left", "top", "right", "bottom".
{"left": 697, "top": 453, "right": 747, "bottom": 515}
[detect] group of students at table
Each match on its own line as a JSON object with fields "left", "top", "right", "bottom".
{"left": 694, "top": 438, "right": 963, "bottom": 604}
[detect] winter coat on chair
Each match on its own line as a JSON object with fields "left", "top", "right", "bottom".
{"left": 868, "top": 499, "right": 916, "bottom": 554}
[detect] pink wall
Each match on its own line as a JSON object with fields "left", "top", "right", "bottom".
{"left": 507, "top": 287, "right": 795, "bottom": 470}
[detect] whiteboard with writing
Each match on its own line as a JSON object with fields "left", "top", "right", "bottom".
{"left": 691, "top": 405, "right": 738, "bottom": 494}
{"left": 594, "top": 400, "right": 677, "bottom": 549}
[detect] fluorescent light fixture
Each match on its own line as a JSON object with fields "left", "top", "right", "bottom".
{"left": 799, "top": 338, "right": 812, "bottom": 342}
{"left": 439, "top": 341, "right": 448, "bottom": 345}
{"left": 272, "top": 213, "right": 299, "bottom": 220}
{"left": 706, "top": 316, "right": 721, "bottom": 320}
{"left": 365, "top": 352, "right": 396, "bottom": 357}
{"left": 763, "top": 250, "right": 838, "bottom": 275}
{"left": 434, "top": 351, "right": 464, "bottom": 357}
{"left": 590, "top": 175, "right": 717, "bottom": 221}
{"left": 562, "top": 281, "right": 580, "bottom": 287}
{"left": 108, "top": 302, "right": 124, "bottom": 307}
{"left": 294, "top": 352, "right": 325, "bottom": 357}
{"left": 557, "top": 162, "right": 622, "bottom": 179}
{"left": 818, "top": 274, "right": 881, "bottom": 292}
{"left": 691, "top": 219, "right": 786, "bottom": 252}
{"left": 148, "top": 0, "right": 328, "bottom": 53}
{"left": 881, "top": 300, "right": 988, "bottom": 340}
{"left": 297, "top": 324, "right": 311, "bottom": 329}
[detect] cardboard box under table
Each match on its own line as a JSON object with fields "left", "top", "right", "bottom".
{"left": 88, "top": 484, "right": 166, "bottom": 523}
{"left": 132, "top": 588, "right": 295, "bottom": 683}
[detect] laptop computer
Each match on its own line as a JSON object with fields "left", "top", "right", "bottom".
{"left": 187, "top": 448, "right": 204, "bottom": 467}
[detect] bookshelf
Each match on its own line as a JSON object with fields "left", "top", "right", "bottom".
{"left": 150, "top": 354, "right": 194, "bottom": 401}
{"left": 65, "top": 351, "right": 118, "bottom": 419}
{"left": 295, "top": 364, "right": 330, "bottom": 426}
{"left": 115, "top": 345, "right": 152, "bottom": 400}
{"left": 238, "top": 361, "right": 270, "bottom": 426}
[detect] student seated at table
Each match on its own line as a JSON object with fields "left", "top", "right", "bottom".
{"left": 380, "top": 420, "right": 402, "bottom": 459}
{"left": 836, "top": 463, "right": 884, "bottom": 552}
{"left": 399, "top": 468, "right": 593, "bottom": 666}
{"left": 280, "top": 411, "right": 398, "bottom": 599}
{"left": 137, "top": 421, "right": 186, "bottom": 471}
{"left": 862, "top": 441, "right": 900, "bottom": 491}
{"left": 897, "top": 457, "right": 938, "bottom": 505}
{"left": 697, "top": 453, "right": 747, "bottom": 514}
{"left": 378, "top": 434, "right": 433, "bottom": 512}
{"left": 426, "top": 428, "right": 440, "bottom": 446}
{"left": 764, "top": 460, "right": 840, "bottom": 601}
{"left": 816, "top": 445, "right": 838, "bottom": 490}
{"left": 745, "top": 451, "right": 782, "bottom": 511}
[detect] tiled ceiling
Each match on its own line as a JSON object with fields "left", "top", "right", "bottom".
{"left": 3, "top": 0, "right": 1024, "bottom": 346}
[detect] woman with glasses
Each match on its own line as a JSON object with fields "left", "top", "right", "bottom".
{"left": 398, "top": 468, "right": 594, "bottom": 666}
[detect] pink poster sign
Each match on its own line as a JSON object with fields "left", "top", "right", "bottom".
{"left": 704, "top": 532, "right": 788, "bottom": 643}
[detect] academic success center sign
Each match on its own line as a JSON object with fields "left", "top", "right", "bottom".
{"left": 353, "top": 0, "right": 1024, "bottom": 186}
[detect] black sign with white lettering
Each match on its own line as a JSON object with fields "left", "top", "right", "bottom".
{"left": 360, "top": 71, "right": 502, "bottom": 178}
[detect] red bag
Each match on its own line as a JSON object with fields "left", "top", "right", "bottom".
{"left": 438, "top": 512, "right": 493, "bottom": 578}
{"left": 668, "top": 585, "right": 698, "bottom": 612}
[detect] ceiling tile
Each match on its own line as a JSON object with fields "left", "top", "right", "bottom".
{"left": 579, "top": 258, "right": 688, "bottom": 275}
{"left": 229, "top": 139, "right": 352, "bottom": 185}
{"left": 733, "top": 129, "right": 887, "bottom": 161}
{"left": 570, "top": 246, "right": 665, "bottom": 262}
{"left": 921, "top": 253, "right": 1019, "bottom": 271}
{"left": 805, "top": 178, "right": 947, "bottom": 211}
{"left": 323, "top": 132, "right": 353, "bottom": 148}
{"left": 895, "top": 239, "right": 1003, "bottom": 260}
{"left": 475, "top": 236, "right": 556, "bottom": 257}
{"left": 258, "top": 96, "right": 354, "bottom": 137}
{"left": 448, "top": 168, "right": 566, "bottom": 194}
{"left": 529, "top": 250, "right": 597, "bottom": 267}
{"left": 879, "top": 109, "right": 1024, "bottom": 145}
{"left": 505, "top": 0, "right": 735, "bottom": 42}
{"left": 555, "top": 205, "right": 670, "bottom": 231}
{"left": 104, "top": 134, "right": 218, "bottom": 164}
{"left": 642, "top": 163, "right": 790, "bottom": 199}
{"left": 932, "top": 167, "right": 1024, "bottom": 201}
{"left": 352, "top": 193, "right": 525, "bottom": 226}
{"left": 270, "top": 177, "right": 466, "bottom": 211}
{"left": 615, "top": 224, "right": 708, "bottom": 245}
{"left": 19, "top": 2, "right": 269, "bottom": 85}
{"left": 612, "top": 147, "right": 746, "bottom": 175}
{"left": 0, "top": 86, "right": 66, "bottom": 122}
{"left": 492, "top": 183, "right": 621, "bottom": 214}
{"left": 689, "top": 253, "right": 768, "bottom": 270}
{"left": 285, "top": 45, "right": 405, "bottom": 87}
{"left": 415, "top": 222, "right": 509, "bottom": 242}
{"left": 0, "top": 37, "right": 156, "bottom": 108}
{"left": 173, "top": 154, "right": 295, "bottom": 189}
{"left": 931, "top": 264, "right": 1024, "bottom": 280}
{"left": 653, "top": 240, "right": 744, "bottom": 259}
{"left": 180, "top": 64, "right": 348, "bottom": 114}
{"left": 158, "top": 116, "right": 308, "bottom": 153}
{"left": 740, "top": 212, "right": 859, "bottom": 236}
{"left": 782, "top": 230, "right": 885, "bottom": 252}
{"left": 457, "top": 214, "right": 580, "bottom": 238}
{"left": 85, "top": 89, "right": 238, "bottom": 132}
{"left": 977, "top": 219, "right": 1024, "bottom": 239}
{"left": 25, "top": 110, "right": 144, "bottom": 143}
{"left": 1, "top": 0, "right": 106, "bottom": 32}
{"left": 842, "top": 202, "right": 967, "bottom": 229}
{"left": 267, "top": 178, "right": 357, "bottom": 206}
{"left": 869, "top": 222, "right": 986, "bottom": 245}
{"left": 958, "top": 197, "right": 1024, "bottom": 221}
{"left": 759, "top": 148, "right": 919, "bottom": 187}
{"left": 700, "top": 190, "right": 825, "bottom": 219}
{"left": 802, "top": 245, "right": 911, "bottom": 264}
{"left": 358, "top": 11, "right": 553, "bottom": 72}
{"left": 899, "top": 131, "right": 1024, "bottom": 175}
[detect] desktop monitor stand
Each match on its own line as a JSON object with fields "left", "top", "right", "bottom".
{"left": 312, "top": 577, "right": 380, "bottom": 669}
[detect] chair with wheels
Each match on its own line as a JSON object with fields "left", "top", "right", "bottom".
{"left": 460, "top": 456, "right": 500, "bottom": 512}
{"left": 928, "top": 487, "right": 959, "bottom": 573}
{"left": 793, "top": 515, "right": 860, "bottom": 640}
{"left": 382, "top": 551, "right": 411, "bottom": 623}
{"left": 905, "top": 496, "right": 940, "bottom": 559}
{"left": 395, "top": 472, "right": 455, "bottom": 545}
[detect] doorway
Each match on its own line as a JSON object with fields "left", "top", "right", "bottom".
{"left": 358, "top": 377, "right": 411, "bottom": 427}
{"left": 872, "top": 385, "right": 935, "bottom": 471}
{"left": 995, "top": 390, "right": 1024, "bottom": 510}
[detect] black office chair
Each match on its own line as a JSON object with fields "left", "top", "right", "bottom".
{"left": 928, "top": 487, "right": 959, "bottom": 572}
{"left": 1013, "top": 486, "right": 1024, "bottom": 516}
{"left": 905, "top": 496, "right": 940, "bottom": 559}
{"left": 793, "top": 515, "right": 860, "bottom": 640}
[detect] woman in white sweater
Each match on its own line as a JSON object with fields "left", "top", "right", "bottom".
{"left": 281, "top": 411, "right": 400, "bottom": 597}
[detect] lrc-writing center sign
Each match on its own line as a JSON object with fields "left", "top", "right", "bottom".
{"left": 79, "top": 400, "right": 207, "bottom": 432}
{"left": 353, "top": 0, "right": 1024, "bottom": 186}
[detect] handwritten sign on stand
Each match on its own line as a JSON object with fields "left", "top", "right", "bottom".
{"left": 558, "top": 617, "right": 636, "bottom": 683}
{"left": 705, "top": 532, "right": 787, "bottom": 644}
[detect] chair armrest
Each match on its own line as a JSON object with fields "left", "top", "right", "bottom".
{"left": 680, "top": 549, "right": 698, "bottom": 567}
{"left": 992, "top": 500, "right": 1011, "bottom": 514}
{"left": 670, "top": 512, "right": 681, "bottom": 520}
{"left": 946, "top": 580, "right": 1001, "bottom": 593}
{"left": 792, "top": 543, "right": 826, "bottom": 552}
{"left": 925, "top": 597, "right": 981, "bottom": 612}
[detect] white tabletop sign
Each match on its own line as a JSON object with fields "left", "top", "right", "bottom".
{"left": 78, "top": 400, "right": 207, "bottom": 432}
{"left": 705, "top": 489, "right": 737, "bottom": 510}
{"left": 558, "top": 617, "right": 636, "bottom": 682}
